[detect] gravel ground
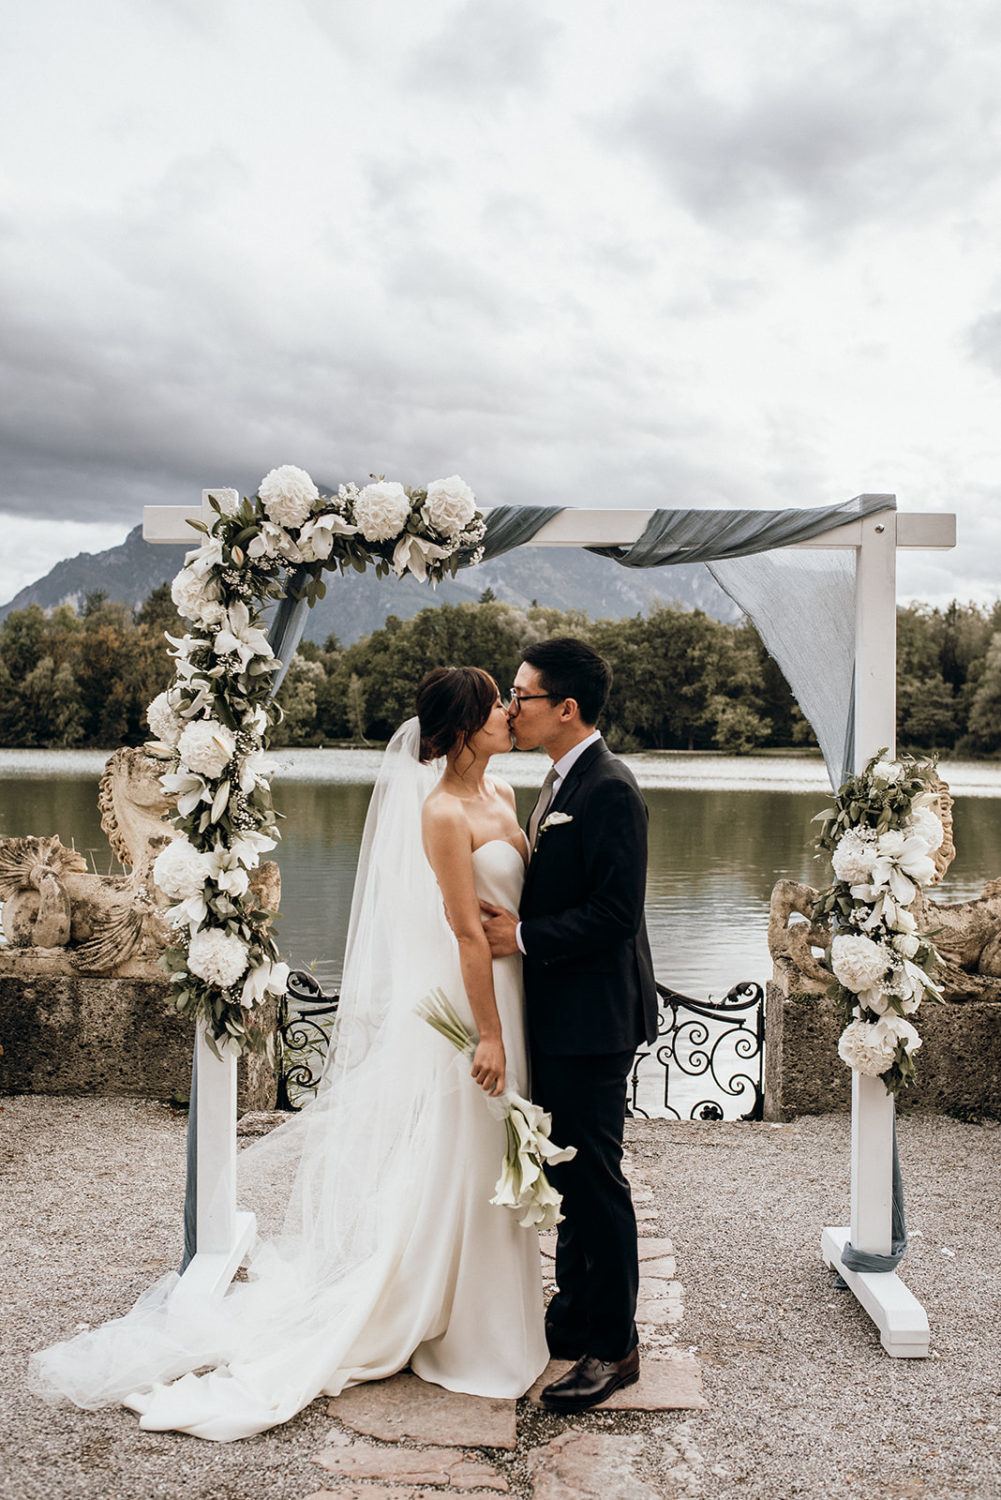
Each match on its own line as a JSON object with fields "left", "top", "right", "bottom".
{"left": 2, "top": 1096, "right": 999, "bottom": 1499}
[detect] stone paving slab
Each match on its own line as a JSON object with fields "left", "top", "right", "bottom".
{"left": 526, "top": 1430, "right": 663, "bottom": 1500}
{"left": 326, "top": 1371, "right": 517, "bottom": 1450}
{"left": 307, "top": 1490, "right": 506, "bottom": 1499}
{"left": 526, "top": 1353, "right": 707, "bottom": 1409}
{"left": 311, "top": 1433, "right": 508, "bottom": 1491}
{"left": 637, "top": 1252, "right": 677, "bottom": 1277}
{"left": 636, "top": 1235, "right": 675, "bottom": 1260}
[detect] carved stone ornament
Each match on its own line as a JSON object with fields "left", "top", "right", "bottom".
{"left": 0, "top": 747, "right": 280, "bottom": 978}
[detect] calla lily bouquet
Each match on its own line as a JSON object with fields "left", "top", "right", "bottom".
{"left": 416, "top": 988, "right": 577, "bottom": 1231}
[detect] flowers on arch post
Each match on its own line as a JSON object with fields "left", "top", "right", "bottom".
{"left": 812, "top": 750, "right": 945, "bottom": 1094}
{"left": 147, "top": 465, "right": 486, "bottom": 1059}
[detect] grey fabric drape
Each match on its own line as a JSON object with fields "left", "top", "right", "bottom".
{"left": 837, "top": 1111, "right": 907, "bottom": 1275}
{"left": 473, "top": 504, "right": 567, "bottom": 563}
{"left": 587, "top": 494, "right": 895, "bottom": 567}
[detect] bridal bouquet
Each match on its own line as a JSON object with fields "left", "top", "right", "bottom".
{"left": 416, "top": 989, "right": 577, "bottom": 1231}
{"left": 812, "top": 750, "right": 945, "bottom": 1094}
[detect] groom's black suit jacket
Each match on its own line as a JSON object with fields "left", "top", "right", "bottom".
{"left": 519, "top": 739, "right": 659, "bottom": 1057}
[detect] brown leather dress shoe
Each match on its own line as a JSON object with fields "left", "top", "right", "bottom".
{"left": 539, "top": 1348, "right": 640, "bottom": 1412}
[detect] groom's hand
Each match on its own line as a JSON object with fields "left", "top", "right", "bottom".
{"left": 480, "top": 901, "right": 520, "bottom": 957}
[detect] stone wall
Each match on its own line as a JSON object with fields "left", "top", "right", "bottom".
{"left": 765, "top": 981, "right": 1001, "bottom": 1119}
{"left": 0, "top": 974, "right": 276, "bottom": 1114}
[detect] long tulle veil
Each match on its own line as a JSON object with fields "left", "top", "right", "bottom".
{"left": 29, "top": 718, "right": 474, "bottom": 1434}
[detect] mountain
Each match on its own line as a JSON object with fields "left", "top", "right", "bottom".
{"left": 0, "top": 524, "right": 739, "bottom": 644}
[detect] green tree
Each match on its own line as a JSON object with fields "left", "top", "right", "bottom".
{"left": 964, "top": 632, "right": 1001, "bottom": 754}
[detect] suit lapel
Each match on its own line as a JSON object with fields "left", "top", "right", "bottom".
{"left": 522, "top": 739, "right": 608, "bottom": 895}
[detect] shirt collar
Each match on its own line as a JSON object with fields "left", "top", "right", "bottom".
{"left": 552, "top": 730, "right": 602, "bottom": 785}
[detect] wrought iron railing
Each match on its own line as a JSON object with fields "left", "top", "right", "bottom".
{"left": 628, "top": 980, "right": 765, "bottom": 1121}
{"left": 275, "top": 971, "right": 765, "bottom": 1121}
{"left": 274, "top": 970, "right": 340, "bottom": 1111}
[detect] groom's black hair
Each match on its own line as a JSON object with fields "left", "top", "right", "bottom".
{"left": 521, "top": 638, "right": 612, "bottom": 726}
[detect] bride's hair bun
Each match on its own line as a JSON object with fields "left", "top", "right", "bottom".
{"left": 416, "top": 666, "right": 498, "bottom": 763}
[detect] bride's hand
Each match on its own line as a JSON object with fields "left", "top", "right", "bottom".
{"left": 471, "top": 1036, "right": 506, "bottom": 1097}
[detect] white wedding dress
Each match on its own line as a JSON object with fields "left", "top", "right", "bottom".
{"left": 30, "top": 722, "right": 548, "bottom": 1442}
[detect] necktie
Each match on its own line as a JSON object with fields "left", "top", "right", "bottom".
{"left": 528, "top": 766, "right": 560, "bottom": 848}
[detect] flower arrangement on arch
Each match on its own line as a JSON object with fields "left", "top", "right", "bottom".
{"left": 812, "top": 751, "right": 945, "bottom": 1093}
{"left": 146, "top": 465, "right": 486, "bottom": 1058}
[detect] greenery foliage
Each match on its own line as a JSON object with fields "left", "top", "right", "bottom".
{"left": 0, "top": 591, "right": 998, "bottom": 755}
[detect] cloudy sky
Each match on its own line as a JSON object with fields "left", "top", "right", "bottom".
{"left": 2, "top": 0, "right": 999, "bottom": 608}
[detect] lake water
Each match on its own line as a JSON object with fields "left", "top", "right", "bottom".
{"left": 2, "top": 749, "right": 997, "bottom": 1116}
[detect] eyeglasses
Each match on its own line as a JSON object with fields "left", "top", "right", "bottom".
{"left": 505, "top": 690, "right": 562, "bottom": 714}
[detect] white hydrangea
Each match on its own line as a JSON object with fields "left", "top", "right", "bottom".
{"left": 831, "top": 828, "right": 878, "bottom": 885}
{"left": 354, "top": 481, "right": 411, "bottom": 542}
{"left": 423, "top": 475, "right": 477, "bottom": 538}
{"left": 177, "top": 720, "right": 236, "bottom": 779}
{"left": 187, "top": 927, "right": 250, "bottom": 989}
{"left": 831, "top": 933, "right": 890, "bottom": 994}
{"left": 147, "top": 691, "right": 183, "bottom": 748}
{"left": 258, "top": 465, "right": 319, "bottom": 530}
{"left": 171, "top": 564, "right": 220, "bottom": 623}
{"left": 876, "top": 829, "right": 907, "bottom": 858}
{"left": 905, "top": 804, "right": 945, "bottom": 855}
{"left": 153, "top": 838, "right": 211, "bottom": 901}
{"left": 837, "top": 1018, "right": 899, "bottom": 1077}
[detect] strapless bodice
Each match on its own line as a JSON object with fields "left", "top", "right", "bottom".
{"left": 471, "top": 839, "right": 527, "bottom": 911}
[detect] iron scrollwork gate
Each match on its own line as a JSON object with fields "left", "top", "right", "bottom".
{"left": 276, "top": 970, "right": 765, "bottom": 1121}
{"left": 628, "top": 981, "right": 765, "bottom": 1122}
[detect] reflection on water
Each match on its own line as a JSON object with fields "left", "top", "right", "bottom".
{"left": 0, "top": 752, "right": 997, "bottom": 1005}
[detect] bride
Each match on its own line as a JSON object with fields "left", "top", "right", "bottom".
{"left": 30, "top": 666, "right": 549, "bottom": 1441}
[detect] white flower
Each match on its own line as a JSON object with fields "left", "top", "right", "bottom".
{"left": 871, "top": 759, "right": 903, "bottom": 784}
{"left": 187, "top": 927, "right": 249, "bottom": 989}
{"left": 177, "top": 720, "right": 236, "bottom": 779}
{"left": 258, "top": 465, "right": 319, "bottom": 529}
{"left": 892, "top": 932, "right": 921, "bottom": 960}
{"left": 354, "top": 481, "right": 411, "bottom": 541}
{"left": 230, "top": 830, "right": 278, "bottom": 865}
{"left": 153, "top": 838, "right": 211, "bottom": 901}
{"left": 242, "top": 704, "right": 269, "bottom": 735}
{"left": 204, "top": 845, "right": 251, "bottom": 898}
{"left": 246, "top": 521, "right": 286, "bottom": 560}
{"left": 391, "top": 531, "right": 450, "bottom": 582}
{"left": 876, "top": 829, "right": 907, "bottom": 858}
{"left": 831, "top": 828, "right": 878, "bottom": 885}
{"left": 905, "top": 805, "right": 945, "bottom": 855}
{"left": 831, "top": 933, "right": 890, "bottom": 994}
{"left": 838, "top": 1018, "right": 899, "bottom": 1077}
{"left": 240, "top": 958, "right": 291, "bottom": 1009}
{"left": 878, "top": 1012, "right": 922, "bottom": 1053}
{"left": 147, "top": 691, "right": 183, "bottom": 748}
{"left": 891, "top": 907, "right": 918, "bottom": 935}
{"left": 540, "top": 812, "right": 574, "bottom": 832}
{"left": 212, "top": 601, "right": 275, "bottom": 672}
{"left": 160, "top": 768, "right": 211, "bottom": 817}
{"left": 171, "top": 564, "right": 220, "bottom": 623}
{"left": 423, "top": 475, "right": 477, "bottom": 538}
{"left": 870, "top": 834, "right": 937, "bottom": 903}
{"left": 299, "top": 512, "right": 357, "bottom": 562}
{"left": 237, "top": 748, "right": 277, "bottom": 794}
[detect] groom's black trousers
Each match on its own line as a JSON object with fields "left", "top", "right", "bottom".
{"left": 530, "top": 1047, "right": 639, "bottom": 1363}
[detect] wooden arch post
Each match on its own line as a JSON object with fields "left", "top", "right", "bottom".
{"left": 145, "top": 493, "right": 955, "bottom": 1347}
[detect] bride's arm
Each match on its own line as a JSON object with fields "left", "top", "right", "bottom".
{"left": 422, "top": 799, "right": 506, "bottom": 1097}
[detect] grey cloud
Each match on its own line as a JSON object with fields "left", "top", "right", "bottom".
{"left": 966, "top": 310, "right": 1001, "bottom": 379}
{"left": 407, "top": 0, "right": 561, "bottom": 103}
{"left": 612, "top": 10, "right": 1001, "bottom": 241}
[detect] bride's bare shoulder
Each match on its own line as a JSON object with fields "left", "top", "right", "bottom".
{"left": 486, "top": 775, "right": 517, "bottom": 811}
{"left": 422, "top": 784, "right": 471, "bottom": 834}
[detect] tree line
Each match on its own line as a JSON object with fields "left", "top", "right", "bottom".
{"left": 1, "top": 587, "right": 999, "bottom": 756}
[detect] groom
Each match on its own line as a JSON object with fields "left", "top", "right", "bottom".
{"left": 481, "top": 637, "right": 658, "bottom": 1412}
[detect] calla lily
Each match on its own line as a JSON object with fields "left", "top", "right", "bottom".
{"left": 392, "top": 532, "right": 449, "bottom": 582}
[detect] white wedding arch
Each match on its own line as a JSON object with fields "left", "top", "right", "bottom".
{"left": 144, "top": 490, "right": 955, "bottom": 1357}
